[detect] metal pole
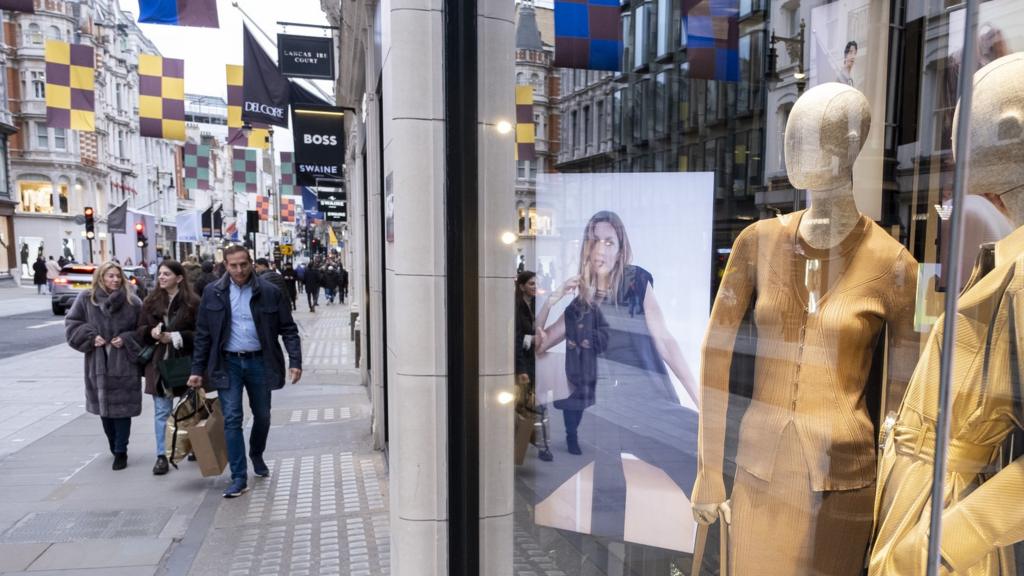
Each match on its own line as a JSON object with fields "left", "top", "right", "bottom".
{"left": 927, "top": 2, "right": 978, "bottom": 575}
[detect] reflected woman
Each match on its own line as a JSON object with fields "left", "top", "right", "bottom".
{"left": 536, "top": 210, "right": 699, "bottom": 539}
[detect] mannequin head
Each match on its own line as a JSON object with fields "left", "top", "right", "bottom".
{"left": 953, "top": 52, "right": 1024, "bottom": 225}
{"left": 784, "top": 82, "right": 872, "bottom": 191}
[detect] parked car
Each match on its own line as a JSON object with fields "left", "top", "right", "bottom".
{"left": 51, "top": 264, "right": 95, "bottom": 315}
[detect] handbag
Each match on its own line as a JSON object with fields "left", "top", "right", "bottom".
{"left": 158, "top": 356, "right": 192, "bottom": 396}
{"left": 135, "top": 344, "right": 155, "bottom": 366}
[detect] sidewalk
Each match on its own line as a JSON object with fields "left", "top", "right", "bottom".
{"left": 0, "top": 302, "right": 389, "bottom": 576}
{"left": 0, "top": 287, "right": 53, "bottom": 318}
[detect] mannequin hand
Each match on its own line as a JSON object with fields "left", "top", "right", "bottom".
{"left": 692, "top": 501, "right": 731, "bottom": 525}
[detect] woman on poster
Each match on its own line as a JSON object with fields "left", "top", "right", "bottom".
{"left": 535, "top": 210, "right": 700, "bottom": 540}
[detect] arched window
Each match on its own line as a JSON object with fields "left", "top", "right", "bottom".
{"left": 47, "top": 26, "right": 61, "bottom": 41}
{"left": 27, "top": 23, "right": 41, "bottom": 46}
{"left": 531, "top": 73, "right": 542, "bottom": 94}
{"left": 516, "top": 72, "right": 524, "bottom": 85}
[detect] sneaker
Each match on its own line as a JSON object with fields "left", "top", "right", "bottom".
{"left": 112, "top": 452, "right": 128, "bottom": 471}
{"left": 252, "top": 455, "right": 270, "bottom": 478}
{"left": 223, "top": 478, "right": 249, "bottom": 498}
{"left": 152, "top": 455, "right": 168, "bottom": 475}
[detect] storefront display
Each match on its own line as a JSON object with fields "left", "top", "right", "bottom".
{"left": 870, "top": 52, "right": 1024, "bottom": 576}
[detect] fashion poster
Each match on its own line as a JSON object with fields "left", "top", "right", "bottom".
{"left": 808, "top": 0, "right": 889, "bottom": 221}
{"left": 524, "top": 172, "right": 713, "bottom": 554}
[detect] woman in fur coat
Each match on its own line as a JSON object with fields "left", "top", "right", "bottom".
{"left": 65, "top": 261, "right": 143, "bottom": 471}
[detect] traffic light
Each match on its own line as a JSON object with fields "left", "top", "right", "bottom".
{"left": 84, "top": 207, "right": 95, "bottom": 240}
{"left": 310, "top": 237, "right": 320, "bottom": 254}
{"left": 135, "top": 222, "right": 147, "bottom": 248}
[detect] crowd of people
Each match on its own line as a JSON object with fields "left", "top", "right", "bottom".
{"left": 63, "top": 248, "right": 346, "bottom": 498}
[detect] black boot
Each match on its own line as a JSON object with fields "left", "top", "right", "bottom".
{"left": 152, "top": 455, "right": 168, "bottom": 475}
{"left": 113, "top": 452, "right": 128, "bottom": 471}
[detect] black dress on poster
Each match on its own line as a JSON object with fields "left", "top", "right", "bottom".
{"left": 242, "top": 26, "right": 291, "bottom": 128}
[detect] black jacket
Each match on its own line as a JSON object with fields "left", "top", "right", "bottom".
{"left": 304, "top": 266, "right": 320, "bottom": 290}
{"left": 190, "top": 273, "right": 302, "bottom": 391}
{"left": 259, "top": 269, "right": 288, "bottom": 294}
{"left": 32, "top": 260, "right": 47, "bottom": 284}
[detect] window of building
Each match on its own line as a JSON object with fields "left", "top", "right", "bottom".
{"left": 570, "top": 110, "right": 578, "bottom": 152}
{"left": 58, "top": 183, "right": 69, "bottom": 213}
{"left": 706, "top": 80, "right": 719, "bottom": 123}
{"left": 656, "top": 0, "right": 671, "bottom": 57}
{"left": 26, "top": 23, "right": 41, "bottom": 46}
{"left": 634, "top": 3, "right": 649, "bottom": 69}
{"left": 654, "top": 71, "right": 668, "bottom": 138}
{"left": 31, "top": 71, "right": 44, "bottom": 99}
{"left": 18, "top": 180, "right": 52, "bottom": 213}
{"left": 47, "top": 25, "right": 60, "bottom": 41}
{"left": 612, "top": 89, "right": 622, "bottom": 146}
{"left": 678, "top": 6, "right": 688, "bottom": 49}
{"left": 583, "top": 105, "right": 592, "bottom": 149}
{"left": 517, "top": 160, "right": 528, "bottom": 180}
{"left": 53, "top": 128, "right": 66, "bottom": 151}
{"left": 596, "top": 100, "right": 604, "bottom": 144}
{"left": 621, "top": 12, "right": 632, "bottom": 72}
{"left": 35, "top": 122, "right": 48, "bottom": 149}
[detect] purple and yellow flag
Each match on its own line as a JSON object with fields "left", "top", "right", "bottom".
{"left": 515, "top": 85, "right": 536, "bottom": 161}
{"left": 0, "top": 0, "right": 34, "bottom": 13}
{"left": 554, "top": 0, "right": 622, "bottom": 71}
{"left": 280, "top": 197, "right": 296, "bottom": 223}
{"left": 138, "top": 54, "right": 185, "bottom": 140}
{"left": 138, "top": 0, "right": 219, "bottom": 28}
{"left": 685, "top": 0, "right": 740, "bottom": 82}
{"left": 226, "top": 64, "right": 269, "bottom": 149}
{"left": 256, "top": 195, "right": 270, "bottom": 221}
{"left": 45, "top": 40, "right": 94, "bottom": 131}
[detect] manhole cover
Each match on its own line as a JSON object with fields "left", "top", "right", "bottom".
{"left": 0, "top": 508, "right": 174, "bottom": 543}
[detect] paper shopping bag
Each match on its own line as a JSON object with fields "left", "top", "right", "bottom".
{"left": 189, "top": 399, "right": 228, "bottom": 477}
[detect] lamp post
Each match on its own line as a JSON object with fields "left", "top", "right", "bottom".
{"left": 767, "top": 19, "right": 807, "bottom": 94}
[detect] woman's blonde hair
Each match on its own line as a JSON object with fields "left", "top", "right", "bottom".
{"left": 577, "top": 210, "right": 632, "bottom": 306}
{"left": 90, "top": 261, "right": 129, "bottom": 303}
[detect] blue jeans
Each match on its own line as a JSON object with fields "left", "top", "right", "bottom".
{"left": 221, "top": 355, "right": 271, "bottom": 480}
{"left": 154, "top": 395, "right": 173, "bottom": 457}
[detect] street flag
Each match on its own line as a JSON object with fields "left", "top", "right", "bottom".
{"left": 0, "top": 0, "right": 34, "bottom": 13}
{"left": 256, "top": 195, "right": 269, "bottom": 221}
{"left": 138, "top": 54, "right": 185, "bottom": 140}
{"left": 280, "top": 197, "right": 296, "bottom": 223}
{"left": 138, "top": 0, "right": 219, "bottom": 28}
{"left": 279, "top": 151, "right": 296, "bottom": 196}
{"left": 183, "top": 142, "right": 211, "bottom": 190}
{"left": 232, "top": 148, "right": 259, "bottom": 193}
{"left": 328, "top": 226, "right": 338, "bottom": 248}
{"left": 553, "top": 0, "right": 622, "bottom": 71}
{"left": 242, "top": 26, "right": 290, "bottom": 128}
{"left": 515, "top": 85, "right": 536, "bottom": 161}
{"left": 226, "top": 64, "right": 269, "bottom": 149}
{"left": 45, "top": 40, "right": 95, "bottom": 131}
{"left": 107, "top": 200, "right": 128, "bottom": 234}
{"left": 685, "top": 0, "right": 740, "bottom": 82}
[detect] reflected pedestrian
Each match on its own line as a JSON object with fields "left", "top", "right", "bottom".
{"left": 65, "top": 261, "right": 143, "bottom": 471}
{"left": 45, "top": 256, "right": 61, "bottom": 293}
{"left": 32, "top": 256, "right": 47, "bottom": 294}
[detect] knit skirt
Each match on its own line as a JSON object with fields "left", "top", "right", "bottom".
{"left": 728, "top": 425, "right": 874, "bottom": 576}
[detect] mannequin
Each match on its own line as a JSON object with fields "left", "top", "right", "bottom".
{"left": 870, "top": 52, "right": 1024, "bottom": 576}
{"left": 692, "top": 82, "right": 919, "bottom": 575}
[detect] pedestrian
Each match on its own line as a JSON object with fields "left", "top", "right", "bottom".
{"left": 304, "top": 262, "right": 321, "bottom": 312}
{"left": 32, "top": 256, "right": 47, "bottom": 294}
{"left": 137, "top": 260, "right": 199, "bottom": 475}
{"left": 322, "top": 266, "right": 339, "bottom": 304}
{"left": 515, "top": 270, "right": 551, "bottom": 462}
{"left": 45, "top": 256, "right": 61, "bottom": 293}
{"left": 188, "top": 245, "right": 303, "bottom": 498}
{"left": 182, "top": 255, "right": 201, "bottom": 289}
{"left": 254, "top": 257, "right": 288, "bottom": 294}
{"left": 282, "top": 263, "right": 298, "bottom": 311}
{"left": 64, "top": 261, "right": 143, "bottom": 471}
{"left": 339, "top": 265, "right": 349, "bottom": 304}
{"left": 194, "top": 260, "right": 217, "bottom": 297}
{"left": 295, "top": 261, "right": 306, "bottom": 294}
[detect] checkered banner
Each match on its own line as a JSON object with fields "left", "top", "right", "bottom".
{"left": 232, "top": 147, "right": 259, "bottom": 193}
{"left": 226, "top": 64, "right": 269, "bottom": 149}
{"left": 45, "top": 40, "right": 95, "bottom": 131}
{"left": 256, "top": 194, "right": 269, "bottom": 221}
{"left": 279, "top": 151, "right": 296, "bottom": 196}
{"left": 138, "top": 54, "right": 186, "bottom": 140}
{"left": 183, "top": 142, "right": 211, "bottom": 190}
{"left": 553, "top": 0, "right": 622, "bottom": 71}
{"left": 515, "top": 85, "right": 536, "bottom": 161}
{"left": 685, "top": 0, "right": 740, "bottom": 82}
{"left": 279, "top": 197, "right": 296, "bottom": 223}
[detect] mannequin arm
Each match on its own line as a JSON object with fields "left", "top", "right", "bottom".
{"left": 643, "top": 284, "right": 699, "bottom": 406}
{"left": 692, "top": 225, "right": 758, "bottom": 506}
{"left": 886, "top": 249, "right": 921, "bottom": 413}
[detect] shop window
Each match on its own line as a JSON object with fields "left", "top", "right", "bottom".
{"left": 18, "top": 181, "right": 52, "bottom": 213}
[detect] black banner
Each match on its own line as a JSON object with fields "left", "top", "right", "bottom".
{"left": 291, "top": 106, "right": 346, "bottom": 186}
{"left": 243, "top": 26, "right": 290, "bottom": 127}
{"left": 201, "top": 207, "right": 213, "bottom": 238}
{"left": 323, "top": 207, "right": 347, "bottom": 223}
{"left": 278, "top": 34, "right": 335, "bottom": 80}
{"left": 316, "top": 190, "right": 346, "bottom": 222}
{"left": 0, "top": 0, "right": 34, "bottom": 13}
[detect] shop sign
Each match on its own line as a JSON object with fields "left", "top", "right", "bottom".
{"left": 292, "top": 106, "right": 346, "bottom": 186}
{"left": 278, "top": 34, "right": 335, "bottom": 80}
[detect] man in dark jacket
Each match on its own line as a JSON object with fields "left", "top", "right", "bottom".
{"left": 339, "top": 266, "right": 349, "bottom": 304}
{"left": 254, "top": 257, "right": 288, "bottom": 294}
{"left": 304, "top": 263, "right": 321, "bottom": 313}
{"left": 188, "top": 245, "right": 302, "bottom": 498}
{"left": 193, "top": 260, "right": 218, "bottom": 297}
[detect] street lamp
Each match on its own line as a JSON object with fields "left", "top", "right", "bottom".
{"left": 767, "top": 20, "right": 807, "bottom": 94}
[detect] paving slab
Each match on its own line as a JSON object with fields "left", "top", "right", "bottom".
{"left": 0, "top": 542, "right": 49, "bottom": 572}
{"left": 7, "top": 567, "right": 157, "bottom": 576}
{"left": 26, "top": 537, "right": 172, "bottom": 571}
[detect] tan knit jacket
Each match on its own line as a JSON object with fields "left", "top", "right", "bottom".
{"left": 692, "top": 210, "right": 919, "bottom": 505}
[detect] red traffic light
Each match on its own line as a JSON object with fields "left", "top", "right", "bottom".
{"left": 135, "top": 223, "right": 144, "bottom": 232}
{"left": 84, "top": 207, "right": 94, "bottom": 217}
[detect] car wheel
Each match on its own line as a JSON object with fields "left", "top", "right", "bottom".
{"left": 52, "top": 302, "right": 65, "bottom": 316}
